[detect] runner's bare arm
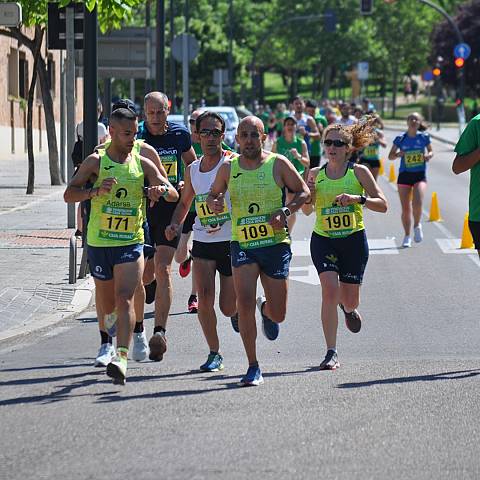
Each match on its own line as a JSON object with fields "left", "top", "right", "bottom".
{"left": 424, "top": 143, "right": 433, "bottom": 162}
{"left": 63, "top": 154, "right": 103, "bottom": 203}
{"left": 300, "top": 140, "right": 310, "bottom": 168}
{"left": 140, "top": 142, "right": 168, "bottom": 178}
{"left": 349, "top": 164, "right": 388, "bottom": 213}
{"left": 301, "top": 167, "right": 320, "bottom": 216}
{"left": 182, "top": 146, "right": 197, "bottom": 166}
{"left": 206, "top": 162, "right": 231, "bottom": 213}
{"left": 140, "top": 156, "right": 179, "bottom": 203}
{"left": 388, "top": 144, "right": 402, "bottom": 160}
{"left": 307, "top": 117, "right": 321, "bottom": 140}
{"left": 452, "top": 148, "right": 480, "bottom": 174}
{"left": 169, "top": 165, "right": 195, "bottom": 228}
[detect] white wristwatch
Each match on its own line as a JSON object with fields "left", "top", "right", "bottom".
{"left": 281, "top": 207, "right": 292, "bottom": 217}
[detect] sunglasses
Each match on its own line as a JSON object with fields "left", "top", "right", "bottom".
{"left": 199, "top": 128, "right": 223, "bottom": 138}
{"left": 324, "top": 139, "right": 348, "bottom": 147}
{"left": 189, "top": 118, "right": 196, "bottom": 124}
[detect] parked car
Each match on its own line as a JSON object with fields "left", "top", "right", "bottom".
{"left": 167, "top": 113, "right": 188, "bottom": 127}
{"left": 199, "top": 106, "right": 239, "bottom": 149}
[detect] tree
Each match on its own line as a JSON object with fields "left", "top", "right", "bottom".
{"left": 0, "top": 0, "right": 144, "bottom": 193}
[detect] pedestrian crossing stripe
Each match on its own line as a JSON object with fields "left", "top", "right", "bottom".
{"left": 435, "top": 238, "right": 477, "bottom": 254}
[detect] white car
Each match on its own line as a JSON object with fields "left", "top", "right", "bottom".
{"left": 199, "top": 106, "right": 239, "bottom": 149}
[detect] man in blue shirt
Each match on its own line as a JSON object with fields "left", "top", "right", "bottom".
{"left": 137, "top": 91, "right": 197, "bottom": 362}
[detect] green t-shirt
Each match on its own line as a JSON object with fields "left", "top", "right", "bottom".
{"left": 311, "top": 114, "right": 328, "bottom": 157}
{"left": 455, "top": 114, "right": 480, "bottom": 221}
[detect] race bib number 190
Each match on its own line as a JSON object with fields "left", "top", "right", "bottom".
{"left": 321, "top": 205, "right": 356, "bottom": 238}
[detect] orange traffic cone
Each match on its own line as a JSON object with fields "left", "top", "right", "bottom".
{"left": 460, "top": 213, "right": 474, "bottom": 249}
{"left": 379, "top": 159, "right": 385, "bottom": 176}
{"left": 428, "top": 192, "right": 442, "bottom": 222}
{"left": 388, "top": 164, "right": 396, "bottom": 183}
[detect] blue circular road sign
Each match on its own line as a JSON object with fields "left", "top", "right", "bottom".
{"left": 454, "top": 43, "right": 471, "bottom": 60}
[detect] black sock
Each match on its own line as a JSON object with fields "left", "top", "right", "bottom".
{"left": 100, "top": 330, "right": 111, "bottom": 345}
{"left": 188, "top": 294, "right": 197, "bottom": 302}
{"left": 249, "top": 361, "right": 259, "bottom": 368}
{"left": 210, "top": 350, "right": 218, "bottom": 356}
{"left": 134, "top": 322, "right": 144, "bottom": 333}
{"left": 154, "top": 326, "right": 166, "bottom": 334}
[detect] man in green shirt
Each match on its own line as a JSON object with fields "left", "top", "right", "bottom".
{"left": 453, "top": 113, "right": 480, "bottom": 255}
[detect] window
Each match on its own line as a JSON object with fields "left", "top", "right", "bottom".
{"left": 47, "top": 55, "right": 56, "bottom": 96}
{"left": 19, "top": 52, "right": 29, "bottom": 99}
{"left": 8, "top": 48, "right": 19, "bottom": 97}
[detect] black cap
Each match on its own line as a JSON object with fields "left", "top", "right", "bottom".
{"left": 284, "top": 115, "right": 297, "bottom": 124}
{"left": 112, "top": 99, "right": 137, "bottom": 116}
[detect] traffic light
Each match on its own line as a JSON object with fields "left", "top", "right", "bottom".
{"left": 454, "top": 57, "right": 465, "bottom": 68}
{"left": 360, "top": 0, "right": 373, "bottom": 14}
{"left": 432, "top": 67, "right": 441, "bottom": 77}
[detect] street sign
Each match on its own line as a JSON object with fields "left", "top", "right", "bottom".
{"left": 0, "top": 2, "right": 21, "bottom": 27}
{"left": 357, "top": 62, "right": 369, "bottom": 80}
{"left": 213, "top": 69, "right": 229, "bottom": 86}
{"left": 47, "top": 3, "right": 84, "bottom": 50}
{"left": 422, "top": 70, "right": 434, "bottom": 82}
{"left": 171, "top": 34, "right": 199, "bottom": 63}
{"left": 454, "top": 43, "right": 471, "bottom": 60}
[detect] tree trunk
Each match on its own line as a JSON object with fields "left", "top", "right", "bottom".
{"left": 35, "top": 27, "right": 61, "bottom": 185}
{"left": 26, "top": 29, "right": 44, "bottom": 194}
{"left": 392, "top": 61, "right": 398, "bottom": 119}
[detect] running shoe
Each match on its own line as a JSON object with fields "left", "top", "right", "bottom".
{"left": 339, "top": 304, "right": 362, "bottom": 333}
{"left": 200, "top": 353, "right": 224, "bottom": 372}
{"left": 402, "top": 236, "right": 412, "bottom": 248}
{"left": 319, "top": 350, "right": 340, "bottom": 370}
{"left": 104, "top": 311, "right": 117, "bottom": 338}
{"left": 256, "top": 295, "right": 279, "bottom": 341}
{"left": 132, "top": 331, "right": 149, "bottom": 361}
{"left": 148, "top": 331, "right": 167, "bottom": 361}
{"left": 414, "top": 224, "right": 423, "bottom": 243}
{"left": 106, "top": 355, "right": 127, "bottom": 385}
{"left": 94, "top": 343, "right": 115, "bottom": 367}
{"left": 188, "top": 294, "right": 198, "bottom": 314}
{"left": 240, "top": 365, "right": 264, "bottom": 386}
{"left": 144, "top": 280, "right": 157, "bottom": 305}
{"left": 179, "top": 254, "right": 192, "bottom": 278}
{"left": 230, "top": 313, "right": 239, "bottom": 333}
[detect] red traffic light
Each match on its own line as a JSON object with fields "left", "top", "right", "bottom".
{"left": 432, "top": 67, "right": 441, "bottom": 76}
{"left": 454, "top": 57, "right": 465, "bottom": 68}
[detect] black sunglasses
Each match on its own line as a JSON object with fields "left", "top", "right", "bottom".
{"left": 324, "top": 139, "right": 348, "bottom": 147}
{"left": 199, "top": 128, "right": 223, "bottom": 138}
{"left": 189, "top": 118, "right": 196, "bottom": 124}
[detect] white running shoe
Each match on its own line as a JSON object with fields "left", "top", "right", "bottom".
{"left": 104, "top": 311, "right": 117, "bottom": 337}
{"left": 402, "top": 236, "right": 412, "bottom": 248}
{"left": 132, "top": 331, "right": 149, "bottom": 361}
{"left": 94, "top": 343, "right": 115, "bottom": 367}
{"left": 414, "top": 224, "right": 423, "bottom": 243}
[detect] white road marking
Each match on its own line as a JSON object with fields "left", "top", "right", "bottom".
{"left": 435, "top": 238, "right": 476, "bottom": 254}
{"left": 289, "top": 265, "right": 320, "bottom": 285}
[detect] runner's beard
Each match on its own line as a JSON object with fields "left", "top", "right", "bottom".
{"left": 241, "top": 145, "right": 262, "bottom": 160}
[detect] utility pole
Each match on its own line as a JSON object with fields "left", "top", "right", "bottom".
{"left": 156, "top": 0, "right": 165, "bottom": 91}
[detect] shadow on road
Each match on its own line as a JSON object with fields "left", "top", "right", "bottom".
{"left": 336, "top": 368, "right": 480, "bottom": 389}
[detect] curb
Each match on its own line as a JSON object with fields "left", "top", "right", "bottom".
{"left": 0, "top": 276, "right": 95, "bottom": 343}
{"left": 383, "top": 124, "right": 457, "bottom": 147}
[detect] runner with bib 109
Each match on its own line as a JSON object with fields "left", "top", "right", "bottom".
{"left": 387, "top": 113, "right": 433, "bottom": 248}
{"left": 207, "top": 116, "right": 309, "bottom": 386}
{"left": 302, "top": 118, "right": 388, "bottom": 371}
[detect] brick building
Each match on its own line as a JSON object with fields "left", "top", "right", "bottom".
{"left": 0, "top": 27, "right": 83, "bottom": 159}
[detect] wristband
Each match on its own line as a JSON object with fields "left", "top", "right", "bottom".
{"left": 161, "top": 186, "right": 169, "bottom": 199}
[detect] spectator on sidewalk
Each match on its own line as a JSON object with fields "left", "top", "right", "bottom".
{"left": 452, "top": 113, "right": 480, "bottom": 256}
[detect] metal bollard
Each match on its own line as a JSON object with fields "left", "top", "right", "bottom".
{"left": 69, "top": 234, "right": 77, "bottom": 284}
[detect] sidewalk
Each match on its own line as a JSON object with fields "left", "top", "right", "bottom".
{"left": 0, "top": 152, "right": 94, "bottom": 341}
{"left": 383, "top": 120, "right": 460, "bottom": 146}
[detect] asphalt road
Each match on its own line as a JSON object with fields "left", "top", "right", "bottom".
{"left": 1, "top": 132, "right": 479, "bottom": 480}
